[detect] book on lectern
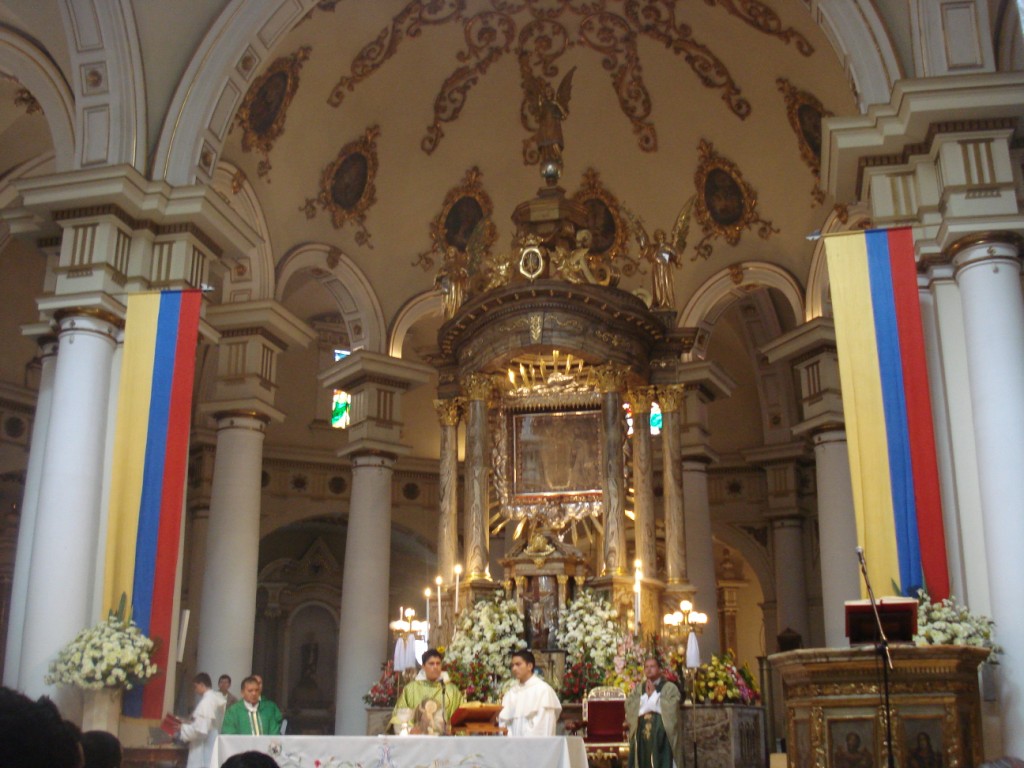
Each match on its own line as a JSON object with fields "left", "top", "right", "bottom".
{"left": 844, "top": 597, "right": 918, "bottom": 645}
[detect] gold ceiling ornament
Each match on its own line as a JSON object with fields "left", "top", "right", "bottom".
{"left": 705, "top": 0, "right": 814, "bottom": 56}
{"left": 520, "top": 63, "right": 576, "bottom": 184}
{"left": 299, "top": 124, "right": 380, "bottom": 248}
{"left": 692, "top": 139, "right": 778, "bottom": 260}
{"left": 776, "top": 78, "right": 833, "bottom": 204}
{"left": 325, "top": 1, "right": 778, "bottom": 158}
{"left": 234, "top": 45, "right": 311, "bottom": 180}
{"left": 412, "top": 166, "right": 496, "bottom": 271}
{"left": 623, "top": 195, "right": 695, "bottom": 310}
{"left": 327, "top": 0, "right": 465, "bottom": 107}
{"left": 570, "top": 168, "right": 635, "bottom": 274}
{"left": 623, "top": 1, "right": 750, "bottom": 121}
{"left": 14, "top": 88, "right": 41, "bottom": 114}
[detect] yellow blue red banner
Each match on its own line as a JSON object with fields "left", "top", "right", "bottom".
{"left": 105, "top": 290, "right": 202, "bottom": 717}
{"left": 824, "top": 228, "right": 949, "bottom": 600}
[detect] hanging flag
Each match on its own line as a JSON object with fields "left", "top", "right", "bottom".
{"left": 824, "top": 228, "right": 950, "bottom": 600}
{"left": 104, "top": 290, "right": 202, "bottom": 718}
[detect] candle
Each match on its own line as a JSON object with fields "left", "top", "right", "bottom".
{"left": 435, "top": 575, "right": 443, "bottom": 625}
{"left": 633, "top": 559, "right": 642, "bottom": 635}
{"left": 425, "top": 587, "right": 432, "bottom": 627}
{"left": 454, "top": 564, "right": 463, "bottom": 614}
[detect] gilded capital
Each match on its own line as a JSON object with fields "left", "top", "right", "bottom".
{"left": 657, "top": 384, "right": 686, "bottom": 413}
{"left": 433, "top": 397, "right": 465, "bottom": 426}
{"left": 461, "top": 372, "right": 495, "bottom": 401}
{"left": 592, "top": 362, "right": 630, "bottom": 393}
{"left": 625, "top": 385, "right": 655, "bottom": 412}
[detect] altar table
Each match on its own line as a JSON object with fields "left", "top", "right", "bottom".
{"left": 212, "top": 735, "right": 589, "bottom": 768}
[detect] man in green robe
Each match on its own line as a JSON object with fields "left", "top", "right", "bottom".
{"left": 626, "top": 657, "right": 682, "bottom": 768}
{"left": 221, "top": 675, "right": 283, "bottom": 735}
{"left": 390, "top": 648, "right": 463, "bottom": 735}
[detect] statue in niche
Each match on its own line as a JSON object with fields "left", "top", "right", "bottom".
{"left": 526, "top": 575, "right": 558, "bottom": 650}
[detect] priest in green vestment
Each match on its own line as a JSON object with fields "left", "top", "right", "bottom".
{"left": 390, "top": 648, "right": 463, "bottom": 735}
{"left": 626, "top": 657, "right": 682, "bottom": 768}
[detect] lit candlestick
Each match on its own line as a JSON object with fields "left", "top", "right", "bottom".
{"left": 399, "top": 605, "right": 404, "bottom": 624}
{"left": 435, "top": 575, "right": 443, "bottom": 624}
{"left": 633, "top": 559, "right": 643, "bottom": 635}
{"left": 425, "top": 587, "right": 432, "bottom": 629}
{"left": 454, "top": 563, "right": 463, "bottom": 614}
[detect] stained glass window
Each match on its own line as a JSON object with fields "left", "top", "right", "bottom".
{"left": 331, "top": 349, "right": 351, "bottom": 429}
{"left": 623, "top": 401, "right": 662, "bottom": 436}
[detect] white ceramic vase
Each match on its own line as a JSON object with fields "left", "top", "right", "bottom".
{"left": 81, "top": 687, "right": 122, "bottom": 735}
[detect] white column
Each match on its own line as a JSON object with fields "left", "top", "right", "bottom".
{"left": 3, "top": 336, "right": 58, "bottom": 687}
{"left": 334, "top": 454, "right": 395, "bottom": 734}
{"left": 770, "top": 517, "right": 810, "bottom": 643}
{"left": 811, "top": 429, "right": 860, "bottom": 647}
{"left": 954, "top": 239, "right": 1024, "bottom": 754}
{"left": 682, "top": 459, "right": 720, "bottom": 659}
{"left": 196, "top": 412, "right": 268, "bottom": 690}
{"left": 19, "top": 313, "right": 118, "bottom": 712}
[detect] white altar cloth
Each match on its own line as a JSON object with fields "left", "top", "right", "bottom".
{"left": 211, "top": 734, "right": 588, "bottom": 768}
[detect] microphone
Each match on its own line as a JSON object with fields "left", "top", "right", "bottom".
{"left": 855, "top": 546, "right": 866, "bottom": 567}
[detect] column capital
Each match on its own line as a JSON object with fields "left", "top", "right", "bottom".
{"left": 950, "top": 233, "right": 1021, "bottom": 272}
{"left": 624, "top": 385, "right": 655, "bottom": 412}
{"left": 593, "top": 362, "right": 630, "bottom": 393}
{"left": 656, "top": 384, "right": 685, "bottom": 413}
{"left": 460, "top": 372, "right": 495, "bottom": 401}
{"left": 433, "top": 398, "right": 465, "bottom": 426}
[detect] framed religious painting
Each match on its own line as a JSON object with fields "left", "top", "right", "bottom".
{"left": 511, "top": 410, "right": 602, "bottom": 499}
{"left": 827, "top": 716, "right": 877, "bottom": 768}
{"left": 571, "top": 168, "right": 634, "bottom": 274}
{"left": 900, "top": 715, "right": 944, "bottom": 768}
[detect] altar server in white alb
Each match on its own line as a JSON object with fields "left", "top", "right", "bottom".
{"left": 499, "top": 649, "right": 562, "bottom": 736}
{"left": 176, "top": 672, "right": 226, "bottom": 768}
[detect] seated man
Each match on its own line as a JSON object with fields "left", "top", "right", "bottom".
{"left": 221, "top": 676, "right": 282, "bottom": 736}
{"left": 391, "top": 648, "right": 463, "bottom": 735}
{"left": 498, "top": 650, "right": 561, "bottom": 737}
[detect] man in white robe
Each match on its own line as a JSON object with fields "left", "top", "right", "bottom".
{"left": 177, "top": 672, "right": 226, "bottom": 768}
{"left": 499, "top": 649, "right": 562, "bottom": 737}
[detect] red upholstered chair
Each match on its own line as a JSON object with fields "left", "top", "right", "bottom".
{"left": 581, "top": 686, "right": 627, "bottom": 744}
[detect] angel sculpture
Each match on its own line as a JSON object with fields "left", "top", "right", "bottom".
{"left": 628, "top": 196, "right": 695, "bottom": 309}
{"left": 522, "top": 66, "right": 576, "bottom": 184}
{"left": 435, "top": 245, "right": 468, "bottom": 319}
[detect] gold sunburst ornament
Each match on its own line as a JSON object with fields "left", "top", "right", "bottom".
{"left": 234, "top": 46, "right": 311, "bottom": 180}
{"left": 692, "top": 139, "right": 778, "bottom": 260}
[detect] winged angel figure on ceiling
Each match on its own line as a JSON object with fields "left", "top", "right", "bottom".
{"left": 625, "top": 196, "right": 696, "bottom": 310}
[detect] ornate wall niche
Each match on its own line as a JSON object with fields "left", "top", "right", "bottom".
{"left": 692, "top": 139, "right": 778, "bottom": 260}
{"left": 234, "top": 46, "right": 311, "bottom": 179}
{"left": 777, "top": 78, "right": 833, "bottom": 204}
{"left": 300, "top": 124, "right": 380, "bottom": 248}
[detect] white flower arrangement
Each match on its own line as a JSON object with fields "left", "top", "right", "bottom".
{"left": 554, "top": 589, "right": 622, "bottom": 673}
{"left": 45, "top": 605, "right": 157, "bottom": 691}
{"left": 445, "top": 594, "right": 526, "bottom": 689}
{"left": 914, "top": 589, "right": 1002, "bottom": 662}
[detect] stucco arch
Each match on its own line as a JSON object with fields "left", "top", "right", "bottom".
{"left": 388, "top": 290, "right": 443, "bottom": 359}
{"left": 153, "top": 0, "right": 901, "bottom": 188}
{"left": 211, "top": 161, "right": 275, "bottom": 302}
{"left": 275, "top": 242, "right": 386, "bottom": 353}
{"left": 0, "top": 28, "right": 75, "bottom": 171}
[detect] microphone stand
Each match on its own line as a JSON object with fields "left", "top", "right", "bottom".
{"left": 856, "top": 547, "right": 896, "bottom": 768}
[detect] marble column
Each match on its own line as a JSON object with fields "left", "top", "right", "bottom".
{"left": 597, "top": 366, "right": 628, "bottom": 576}
{"left": 681, "top": 458, "right": 719, "bottom": 659}
{"left": 434, "top": 398, "right": 463, "bottom": 584}
{"left": 3, "top": 336, "right": 57, "bottom": 687}
{"left": 658, "top": 385, "right": 691, "bottom": 591}
{"left": 770, "top": 515, "right": 810, "bottom": 643}
{"left": 335, "top": 453, "right": 396, "bottom": 734}
{"left": 19, "top": 311, "right": 119, "bottom": 710}
{"left": 953, "top": 236, "right": 1024, "bottom": 753}
{"left": 196, "top": 411, "right": 269, "bottom": 689}
{"left": 627, "top": 386, "right": 657, "bottom": 577}
{"left": 461, "top": 374, "right": 492, "bottom": 581}
{"left": 810, "top": 429, "right": 859, "bottom": 646}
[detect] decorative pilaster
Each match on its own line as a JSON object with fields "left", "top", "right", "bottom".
{"left": 461, "top": 374, "right": 493, "bottom": 581}
{"left": 3, "top": 335, "right": 57, "bottom": 688}
{"left": 19, "top": 310, "right": 120, "bottom": 714}
{"left": 434, "top": 398, "right": 464, "bottom": 583}
{"left": 595, "top": 364, "right": 629, "bottom": 576}
{"left": 320, "top": 351, "right": 434, "bottom": 735}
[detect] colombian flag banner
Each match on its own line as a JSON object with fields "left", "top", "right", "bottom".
{"left": 105, "top": 290, "right": 202, "bottom": 718}
{"left": 824, "top": 228, "right": 949, "bottom": 601}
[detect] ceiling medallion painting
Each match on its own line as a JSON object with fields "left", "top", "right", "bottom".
{"left": 777, "top": 77, "right": 833, "bottom": 204}
{"left": 299, "top": 124, "right": 380, "bottom": 247}
{"left": 692, "top": 139, "right": 778, "bottom": 260}
{"left": 413, "top": 166, "right": 498, "bottom": 317}
{"left": 326, "top": 0, "right": 815, "bottom": 157}
{"left": 570, "top": 168, "right": 632, "bottom": 270}
{"left": 233, "top": 46, "right": 311, "bottom": 180}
